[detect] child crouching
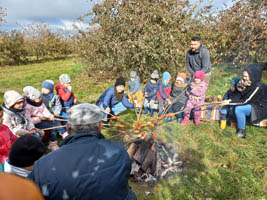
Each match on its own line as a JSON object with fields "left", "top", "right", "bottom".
{"left": 181, "top": 70, "right": 208, "bottom": 125}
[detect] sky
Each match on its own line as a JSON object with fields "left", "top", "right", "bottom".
{"left": 0, "top": 0, "right": 233, "bottom": 31}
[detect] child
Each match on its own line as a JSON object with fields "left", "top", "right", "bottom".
{"left": 0, "top": 106, "right": 17, "bottom": 165}
{"left": 220, "top": 77, "right": 240, "bottom": 129}
{"left": 96, "top": 77, "right": 134, "bottom": 124}
{"left": 144, "top": 70, "right": 160, "bottom": 117}
{"left": 156, "top": 71, "right": 172, "bottom": 116}
{"left": 128, "top": 71, "right": 144, "bottom": 111}
{"left": 55, "top": 74, "right": 76, "bottom": 117}
{"left": 42, "top": 80, "right": 68, "bottom": 138}
{"left": 23, "top": 86, "right": 64, "bottom": 151}
{"left": 165, "top": 73, "right": 188, "bottom": 123}
{"left": 181, "top": 70, "right": 208, "bottom": 125}
{"left": 2, "top": 90, "right": 36, "bottom": 136}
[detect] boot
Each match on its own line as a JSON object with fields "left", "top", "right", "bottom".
{"left": 143, "top": 107, "right": 148, "bottom": 114}
{"left": 181, "top": 116, "right": 190, "bottom": 125}
{"left": 164, "top": 117, "right": 172, "bottom": 122}
{"left": 48, "top": 141, "right": 59, "bottom": 151}
{"left": 194, "top": 119, "right": 200, "bottom": 125}
{"left": 236, "top": 129, "right": 246, "bottom": 138}
{"left": 149, "top": 109, "right": 154, "bottom": 117}
{"left": 220, "top": 120, "right": 226, "bottom": 129}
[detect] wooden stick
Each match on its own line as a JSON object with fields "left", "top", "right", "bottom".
{"left": 40, "top": 125, "right": 66, "bottom": 131}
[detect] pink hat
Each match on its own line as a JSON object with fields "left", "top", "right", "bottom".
{"left": 194, "top": 70, "right": 205, "bottom": 81}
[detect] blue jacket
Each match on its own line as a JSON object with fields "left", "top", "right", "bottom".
{"left": 128, "top": 76, "right": 142, "bottom": 94}
{"left": 144, "top": 80, "right": 159, "bottom": 100}
{"left": 223, "top": 89, "right": 240, "bottom": 100}
{"left": 96, "top": 86, "right": 134, "bottom": 109}
{"left": 29, "top": 130, "right": 136, "bottom": 200}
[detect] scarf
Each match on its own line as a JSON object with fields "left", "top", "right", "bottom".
{"left": 237, "top": 78, "right": 252, "bottom": 92}
{"left": 26, "top": 98, "right": 42, "bottom": 107}
{"left": 114, "top": 87, "right": 124, "bottom": 102}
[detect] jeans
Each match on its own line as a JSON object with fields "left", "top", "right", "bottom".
{"left": 35, "top": 120, "right": 65, "bottom": 141}
{"left": 143, "top": 98, "right": 155, "bottom": 109}
{"left": 98, "top": 103, "right": 127, "bottom": 121}
{"left": 235, "top": 104, "right": 252, "bottom": 130}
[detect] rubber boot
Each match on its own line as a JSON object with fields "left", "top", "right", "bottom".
{"left": 176, "top": 118, "right": 182, "bottom": 124}
{"left": 143, "top": 107, "right": 148, "bottom": 114}
{"left": 220, "top": 120, "right": 226, "bottom": 129}
{"left": 181, "top": 116, "right": 189, "bottom": 125}
{"left": 149, "top": 109, "right": 154, "bottom": 117}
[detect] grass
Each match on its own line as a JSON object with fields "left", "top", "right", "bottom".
{"left": 0, "top": 60, "right": 266, "bottom": 199}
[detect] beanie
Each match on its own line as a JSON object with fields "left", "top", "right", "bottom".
{"left": 130, "top": 71, "right": 137, "bottom": 79}
{"left": 59, "top": 74, "right": 71, "bottom": 85}
{"left": 9, "top": 135, "right": 46, "bottom": 168}
{"left": 4, "top": 90, "right": 24, "bottom": 109}
{"left": 115, "top": 77, "right": 126, "bottom": 87}
{"left": 230, "top": 77, "right": 240, "bottom": 87}
{"left": 162, "top": 72, "right": 171, "bottom": 82}
{"left": 42, "top": 80, "right": 54, "bottom": 92}
{"left": 23, "top": 86, "right": 41, "bottom": 100}
{"left": 194, "top": 70, "right": 205, "bottom": 81}
{"left": 151, "top": 70, "right": 159, "bottom": 79}
{"left": 176, "top": 73, "right": 187, "bottom": 83}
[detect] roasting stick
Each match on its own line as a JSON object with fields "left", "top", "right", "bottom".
{"left": 31, "top": 115, "right": 68, "bottom": 122}
{"left": 40, "top": 125, "right": 66, "bottom": 131}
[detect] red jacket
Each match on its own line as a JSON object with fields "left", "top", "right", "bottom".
{"left": 0, "top": 125, "right": 17, "bottom": 163}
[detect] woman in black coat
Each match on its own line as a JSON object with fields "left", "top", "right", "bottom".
{"left": 223, "top": 64, "right": 267, "bottom": 138}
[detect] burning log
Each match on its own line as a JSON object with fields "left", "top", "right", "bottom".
{"left": 125, "top": 134, "right": 183, "bottom": 182}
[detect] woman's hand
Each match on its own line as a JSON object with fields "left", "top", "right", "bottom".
{"left": 222, "top": 99, "right": 231, "bottom": 106}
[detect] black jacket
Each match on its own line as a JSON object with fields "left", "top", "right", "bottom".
{"left": 29, "top": 130, "right": 136, "bottom": 200}
{"left": 231, "top": 64, "right": 267, "bottom": 123}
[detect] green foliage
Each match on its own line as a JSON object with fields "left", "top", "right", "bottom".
{"left": 0, "top": 30, "right": 28, "bottom": 65}
{"left": 76, "top": 0, "right": 202, "bottom": 77}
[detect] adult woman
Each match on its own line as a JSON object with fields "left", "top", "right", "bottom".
{"left": 223, "top": 64, "right": 267, "bottom": 138}
{"left": 96, "top": 77, "right": 134, "bottom": 124}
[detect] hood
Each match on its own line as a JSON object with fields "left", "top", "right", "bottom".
{"left": 244, "top": 64, "right": 262, "bottom": 84}
{"left": 55, "top": 83, "right": 67, "bottom": 91}
{"left": 4, "top": 90, "right": 24, "bottom": 109}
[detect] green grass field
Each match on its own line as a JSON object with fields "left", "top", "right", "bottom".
{"left": 0, "top": 60, "right": 266, "bottom": 200}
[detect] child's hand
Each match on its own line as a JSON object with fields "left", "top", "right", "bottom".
{"left": 105, "top": 107, "right": 111, "bottom": 114}
{"left": 49, "top": 116, "right": 55, "bottom": 121}
{"left": 39, "top": 116, "right": 47, "bottom": 121}
{"left": 145, "top": 92, "right": 148, "bottom": 97}
{"left": 67, "top": 85, "right": 72, "bottom": 91}
{"left": 167, "top": 99, "right": 172, "bottom": 105}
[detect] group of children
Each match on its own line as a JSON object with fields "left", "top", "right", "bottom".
{"left": 0, "top": 74, "right": 76, "bottom": 157}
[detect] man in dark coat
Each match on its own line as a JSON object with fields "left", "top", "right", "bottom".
{"left": 223, "top": 64, "right": 267, "bottom": 138}
{"left": 186, "top": 36, "right": 212, "bottom": 83}
{"left": 28, "top": 103, "right": 136, "bottom": 200}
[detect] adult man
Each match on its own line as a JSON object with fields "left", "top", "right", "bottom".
{"left": 186, "top": 36, "right": 212, "bottom": 83}
{"left": 29, "top": 103, "right": 136, "bottom": 200}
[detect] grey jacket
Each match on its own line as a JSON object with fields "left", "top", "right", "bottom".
{"left": 186, "top": 44, "right": 212, "bottom": 75}
{"left": 41, "top": 94, "right": 62, "bottom": 115}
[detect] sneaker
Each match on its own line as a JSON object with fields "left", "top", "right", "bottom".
{"left": 236, "top": 129, "right": 246, "bottom": 138}
{"left": 48, "top": 141, "right": 59, "bottom": 151}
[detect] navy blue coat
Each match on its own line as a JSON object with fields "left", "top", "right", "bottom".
{"left": 144, "top": 80, "right": 160, "bottom": 100}
{"left": 96, "top": 86, "right": 134, "bottom": 110}
{"left": 28, "top": 130, "right": 136, "bottom": 200}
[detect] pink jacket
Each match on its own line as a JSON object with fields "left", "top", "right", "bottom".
{"left": 0, "top": 125, "right": 17, "bottom": 163}
{"left": 186, "top": 81, "right": 208, "bottom": 103}
{"left": 25, "top": 103, "right": 54, "bottom": 124}
{"left": 156, "top": 85, "right": 172, "bottom": 100}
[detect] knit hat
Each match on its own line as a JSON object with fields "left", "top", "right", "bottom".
{"left": 162, "top": 72, "right": 171, "bottom": 82}
{"left": 130, "top": 71, "right": 137, "bottom": 79}
{"left": 3, "top": 90, "right": 24, "bottom": 109}
{"left": 194, "top": 70, "right": 205, "bottom": 81}
{"left": 151, "top": 70, "right": 159, "bottom": 79}
{"left": 67, "top": 103, "right": 102, "bottom": 126}
{"left": 9, "top": 135, "right": 46, "bottom": 168}
{"left": 23, "top": 86, "right": 41, "bottom": 100}
{"left": 230, "top": 77, "right": 240, "bottom": 87}
{"left": 59, "top": 74, "right": 71, "bottom": 85}
{"left": 42, "top": 80, "right": 54, "bottom": 92}
{"left": 115, "top": 77, "right": 126, "bottom": 87}
{"left": 176, "top": 73, "right": 186, "bottom": 83}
